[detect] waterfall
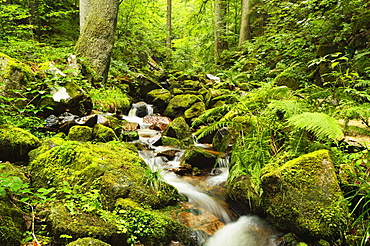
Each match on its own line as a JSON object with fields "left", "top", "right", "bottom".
{"left": 123, "top": 102, "right": 154, "bottom": 128}
{"left": 205, "top": 215, "right": 280, "bottom": 246}
{"left": 206, "top": 157, "right": 230, "bottom": 186}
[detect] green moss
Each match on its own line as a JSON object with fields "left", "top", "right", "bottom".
{"left": 0, "top": 200, "right": 24, "bottom": 246}
{"left": 163, "top": 117, "right": 192, "bottom": 140}
{"left": 68, "top": 126, "right": 92, "bottom": 142}
{"left": 164, "top": 94, "right": 202, "bottom": 118}
{"left": 0, "top": 124, "right": 41, "bottom": 162}
{"left": 0, "top": 52, "right": 33, "bottom": 84}
{"left": 89, "top": 88, "right": 131, "bottom": 113}
{"left": 92, "top": 124, "right": 118, "bottom": 142}
{"left": 261, "top": 150, "right": 348, "bottom": 241}
{"left": 66, "top": 237, "right": 111, "bottom": 246}
{"left": 184, "top": 101, "right": 206, "bottom": 121}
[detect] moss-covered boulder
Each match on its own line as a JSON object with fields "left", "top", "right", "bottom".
{"left": 68, "top": 125, "right": 93, "bottom": 142}
{"left": 89, "top": 88, "right": 131, "bottom": 114}
{"left": 184, "top": 101, "right": 206, "bottom": 124}
{"left": 163, "top": 117, "right": 192, "bottom": 140}
{"left": 30, "top": 140, "right": 179, "bottom": 209}
{"left": 92, "top": 124, "right": 118, "bottom": 142}
{"left": 0, "top": 124, "right": 40, "bottom": 162}
{"left": 181, "top": 147, "right": 217, "bottom": 169}
{"left": 164, "top": 94, "right": 202, "bottom": 119}
{"left": 0, "top": 53, "right": 35, "bottom": 98}
{"left": 261, "top": 150, "right": 348, "bottom": 242}
{"left": 0, "top": 200, "right": 25, "bottom": 246}
{"left": 146, "top": 89, "right": 172, "bottom": 114}
{"left": 226, "top": 175, "right": 262, "bottom": 215}
{"left": 66, "top": 237, "right": 111, "bottom": 246}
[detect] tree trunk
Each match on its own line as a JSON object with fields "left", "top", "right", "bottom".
{"left": 166, "top": 0, "right": 172, "bottom": 59}
{"left": 238, "top": 0, "right": 251, "bottom": 47}
{"left": 75, "top": 0, "right": 119, "bottom": 83}
{"left": 79, "top": 0, "right": 91, "bottom": 34}
{"left": 214, "top": 0, "right": 228, "bottom": 64}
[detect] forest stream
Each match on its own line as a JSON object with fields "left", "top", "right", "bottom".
{"left": 128, "top": 103, "right": 280, "bottom": 246}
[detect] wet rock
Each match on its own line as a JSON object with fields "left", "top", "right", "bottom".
{"left": 261, "top": 150, "right": 348, "bottom": 241}
{"left": 133, "top": 101, "right": 149, "bottom": 117}
{"left": 226, "top": 175, "right": 263, "bottom": 215}
{"left": 68, "top": 125, "right": 92, "bottom": 142}
{"left": 144, "top": 114, "right": 172, "bottom": 131}
{"left": 0, "top": 124, "right": 40, "bottom": 162}
{"left": 164, "top": 94, "right": 202, "bottom": 119}
{"left": 146, "top": 89, "right": 172, "bottom": 114}
{"left": 182, "top": 147, "right": 217, "bottom": 169}
{"left": 163, "top": 117, "right": 192, "bottom": 140}
{"left": 157, "top": 149, "right": 181, "bottom": 160}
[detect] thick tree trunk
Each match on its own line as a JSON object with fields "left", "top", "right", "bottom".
{"left": 79, "top": 0, "right": 90, "bottom": 34}
{"left": 75, "top": 0, "right": 119, "bottom": 83}
{"left": 214, "top": 0, "right": 228, "bottom": 64}
{"left": 238, "top": 0, "right": 251, "bottom": 47}
{"left": 166, "top": 0, "right": 172, "bottom": 59}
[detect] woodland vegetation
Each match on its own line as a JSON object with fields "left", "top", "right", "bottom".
{"left": 0, "top": 0, "right": 370, "bottom": 245}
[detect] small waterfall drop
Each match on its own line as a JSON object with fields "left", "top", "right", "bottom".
{"left": 205, "top": 215, "right": 280, "bottom": 246}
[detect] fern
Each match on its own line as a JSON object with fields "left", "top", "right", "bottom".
{"left": 288, "top": 112, "right": 343, "bottom": 142}
{"left": 192, "top": 104, "right": 233, "bottom": 127}
{"left": 267, "top": 100, "right": 307, "bottom": 118}
{"left": 194, "top": 121, "right": 242, "bottom": 140}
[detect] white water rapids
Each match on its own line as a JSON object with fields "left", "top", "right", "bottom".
{"left": 127, "top": 103, "right": 280, "bottom": 246}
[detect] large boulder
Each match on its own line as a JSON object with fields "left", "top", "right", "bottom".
{"left": 0, "top": 200, "right": 25, "bottom": 246}
{"left": 146, "top": 89, "right": 172, "bottom": 114}
{"left": 0, "top": 53, "right": 35, "bottom": 98}
{"left": 181, "top": 147, "right": 217, "bottom": 169}
{"left": 164, "top": 94, "right": 202, "bottom": 119}
{"left": 163, "top": 117, "right": 192, "bottom": 140}
{"left": 66, "top": 237, "right": 111, "bottom": 246}
{"left": 261, "top": 150, "right": 348, "bottom": 242}
{"left": 0, "top": 124, "right": 40, "bottom": 162}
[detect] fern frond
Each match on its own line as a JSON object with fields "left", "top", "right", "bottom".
{"left": 192, "top": 104, "right": 233, "bottom": 127}
{"left": 194, "top": 121, "right": 242, "bottom": 140}
{"left": 267, "top": 100, "right": 307, "bottom": 118}
{"left": 288, "top": 112, "right": 343, "bottom": 141}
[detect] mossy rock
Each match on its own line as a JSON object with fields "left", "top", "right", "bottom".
{"left": 66, "top": 237, "right": 111, "bottom": 246}
{"left": 182, "top": 80, "right": 202, "bottom": 90}
{"left": 163, "top": 117, "right": 192, "bottom": 140}
{"left": 0, "top": 124, "right": 40, "bottom": 162}
{"left": 146, "top": 89, "right": 172, "bottom": 114}
{"left": 181, "top": 146, "right": 217, "bottom": 169}
{"left": 0, "top": 200, "right": 24, "bottom": 246}
{"left": 184, "top": 101, "right": 206, "bottom": 124}
{"left": 261, "top": 150, "right": 348, "bottom": 242}
{"left": 164, "top": 94, "right": 202, "bottom": 119}
{"left": 30, "top": 140, "right": 180, "bottom": 209}
{"left": 0, "top": 53, "right": 35, "bottom": 98}
{"left": 89, "top": 88, "right": 131, "bottom": 114}
{"left": 68, "top": 126, "right": 92, "bottom": 142}
{"left": 92, "top": 124, "right": 118, "bottom": 142}
{"left": 226, "top": 175, "right": 262, "bottom": 215}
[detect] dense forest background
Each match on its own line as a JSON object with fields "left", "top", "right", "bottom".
{"left": 1, "top": 0, "right": 370, "bottom": 245}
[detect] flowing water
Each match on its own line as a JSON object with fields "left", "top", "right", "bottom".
{"left": 126, "top": 103, "right": 280, "bottom": 246}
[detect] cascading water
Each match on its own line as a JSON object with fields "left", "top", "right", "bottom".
{"left": 125, "top": 103, "right": 281, "bottom": 246}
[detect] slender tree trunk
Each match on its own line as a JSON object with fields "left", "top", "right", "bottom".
{"left": 238, "top": 0, "right": 251, "bottom": 47}
{"left": 75, "top": 0, "right": 119, "bottom": 83}
{"left": 79, "top": 0, "right": 91, "bottom": 34}
{"left": 166, "top": 0, "right": 172, "bottom": 59}
{"left": 29, "top": 0, "right": 41, "bottom": 41}
{"left": 214, "top": 0, "right": 228, "bottom": 64}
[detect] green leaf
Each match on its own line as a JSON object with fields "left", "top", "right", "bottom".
{"left": 288, "top": 112, "right": 343, "bottom": 142}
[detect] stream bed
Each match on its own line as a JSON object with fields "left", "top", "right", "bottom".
{"left": 126, "top": 103, "right": 280, "bottom": 246}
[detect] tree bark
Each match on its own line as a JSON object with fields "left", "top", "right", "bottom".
{"left": 75, "top": 0, "right": 119, "bottom": 83}
{"left": 79, "top": 0, "right": 91, "bottom": 34}
{"left": 238, "top": 0, "right": 251, "bottom": 47}
{"left": 166, "top": 0, "right": 172, "bottom": 59}
{"left": 214, "top": 0, "right": 228, "bottom": 64}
